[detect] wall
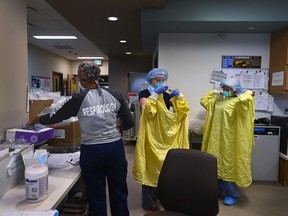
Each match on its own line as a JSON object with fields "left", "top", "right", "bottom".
{"left": 272, "top": 94, "right": 288, "bottom": 116}
{"left": 28, "top": 45, "right": 71, "bottom": 90}
{"left": 28, "top": 46, "right": 109, "bottom": 90}
{"left": 0, "top": 0, "right": 28, "bottom": 139}
{"left": 109, "top": 55, "right": 152, "bottom": 100}
{"left": 158, "top": 33, "right": 273, "bottom": 119}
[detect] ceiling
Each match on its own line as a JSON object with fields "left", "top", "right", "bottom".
{"left": 27, "top": 0, "right": 288, "bottom": 61}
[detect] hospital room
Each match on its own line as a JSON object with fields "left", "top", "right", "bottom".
{"left": 1, "top": 0, "right": 288, "bottom": 215}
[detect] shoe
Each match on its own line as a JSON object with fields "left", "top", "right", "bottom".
{"left": 218, "top": 180, "right": 224, "bottom": 198}
{"left": 147, "top": 206, "right": 160, "bottom": 212}
{"left": 223, "top": 196, "right": 238, "bottom": 206}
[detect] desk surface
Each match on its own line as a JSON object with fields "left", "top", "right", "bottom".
{"left": 0, "top": 165, "right": 81, "bottom": 212}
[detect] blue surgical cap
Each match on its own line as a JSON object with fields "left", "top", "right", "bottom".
{"left": 146, "top": 68, "right": 168, "bottom": 82}
{"left": 220, "top": 78, "right": 242, "bottom": 95}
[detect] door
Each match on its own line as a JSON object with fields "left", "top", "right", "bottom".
{"left": 52, "top": 71, "right": 64, "bottom": 95}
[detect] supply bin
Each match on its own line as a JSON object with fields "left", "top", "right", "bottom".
{"left": 0, "top": 144, "right": 34, "bottom": 198}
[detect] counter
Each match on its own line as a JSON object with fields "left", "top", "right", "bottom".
{"left": 0, "top": 165, "right": 81, "bottom": 212}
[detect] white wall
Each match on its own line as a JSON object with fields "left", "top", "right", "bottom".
{"left": 28, "top": 45, "right": 72, "bottom": 89}
{"left": 28, "top": 45, "right": 109, "bottom": 91}
{"left": 158, "top": 33, "right": 275, "bottom": 119}
{"left": 273, "top": 94, "right": 288, "bottom": 116}
{"left": 0, "top": 0, "right": 28, "bottom": 138}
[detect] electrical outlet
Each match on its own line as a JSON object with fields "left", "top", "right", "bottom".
{"left": 285, "top": 108, "right": 288, "bottom": 115}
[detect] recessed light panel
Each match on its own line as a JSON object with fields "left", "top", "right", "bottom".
{"left": 108, "top": 16, "right": 118, "bottom": 21}
{"left": 33, "top": 36, "right": 77, "bottom": 39}
{"left": 77, "top": 57, "right": 104, "bottom": 60}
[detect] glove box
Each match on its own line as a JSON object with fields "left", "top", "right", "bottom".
{"left": 0, "top": 144, "right": 34, "bottom": 198}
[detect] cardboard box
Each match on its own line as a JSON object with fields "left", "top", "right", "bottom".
{"left": 0, "top": 144, "right": 34, "bottom": 198}
{"left": 5, "top": 127, "right": 54, "bottom": 144}
{"left": 29, "top": 99, "right": 53, "bottom": 120}
{"left": 48, "top": 120, "right": 81, "bottom": 146}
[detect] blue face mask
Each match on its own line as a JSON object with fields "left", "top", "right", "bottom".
{"left": 154, "top": 81, "right": 163, "bottom": 89}
{"left": 223, "top": 90, "right": 231, "bottom": 97}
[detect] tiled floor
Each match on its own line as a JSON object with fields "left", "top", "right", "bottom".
{"left": 124, "top": 143, "right": 288, "bottom": 216}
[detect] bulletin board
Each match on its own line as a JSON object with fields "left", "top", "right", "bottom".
{"left": 31, "top": 76, "right": 50, "bottom": 91}
{"left": 211, "top": 68, "right": 273, "bottom": 112}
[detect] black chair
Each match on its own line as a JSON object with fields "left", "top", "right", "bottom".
{"left": 144, "top": 149, "right": 219, "bottom": 216}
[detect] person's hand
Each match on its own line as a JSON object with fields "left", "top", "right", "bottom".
{"left": 247, "top": 90, "right": 255, "bottom": 96}
{"left": 213, "top": 90, "right": 220, "bottom": 94}
{"left": 154, "top": 85, "right": 168, "bottom": 94}
{"left": 25, "top": 116, "right": 40, "bottom": 128}
{"left": 170, "top": 89, "right": 180, "bottom": 98}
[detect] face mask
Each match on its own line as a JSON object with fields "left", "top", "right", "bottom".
{"left": 154, "top": 81, "right": 163, "bottom": 89}
{"left": 223, "top": 90, "right": 231, "bottom": 97}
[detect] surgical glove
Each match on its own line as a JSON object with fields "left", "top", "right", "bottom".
{"left": 246, "top": 90, "right": 255, "bottom": 96}
{"left": 154, "top": 85, "right": 168, "bottom": 94}
{"left": 170, "top": 89, "right": 180, "bottom": 98}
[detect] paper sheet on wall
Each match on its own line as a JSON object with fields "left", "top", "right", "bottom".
{"left": 271, "top": 71, "right": 284, "bottom": 86}
{"left": 240, "top": 73, "right": 254, "bottom": 89}
{"left": 253, "top": 73, "right": 265, "bottom": 89}
{"left": 267, "top": 95, "right": 274, "bottom": 112}
{"left": 210, "top": 69, "right": 227, "bottom": 83}
{"left": 255, "top": 91, "right": 269, "bottom": 111}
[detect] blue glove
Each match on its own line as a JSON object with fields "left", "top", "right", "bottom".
{"left": 169, "top": 89, "right": 180, "bottom": 98}
{"left": 154, "top": 85, "right": 168, "bottom": 94}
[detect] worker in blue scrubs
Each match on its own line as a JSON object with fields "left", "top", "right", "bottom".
{"left": 26, "top": 61, "right": 134, "bottom": 216}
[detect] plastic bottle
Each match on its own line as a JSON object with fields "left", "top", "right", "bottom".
{"left": 25, "top": 164, "right": 48, "bottom": 202}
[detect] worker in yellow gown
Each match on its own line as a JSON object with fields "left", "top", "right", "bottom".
{"left": 132, "top": 68, "right": 190, "bottom": 212}
{"left": 200, "top": 77, "right": 255, "bottom": 206}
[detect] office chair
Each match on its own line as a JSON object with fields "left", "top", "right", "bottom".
{"left": 144, "top": 149, "right": 219, "bottom": 216}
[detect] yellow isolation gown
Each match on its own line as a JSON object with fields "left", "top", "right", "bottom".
{"left": 200, "top": 90, "right": 255, "bottom": 187}
{"left": 133, "top": 94, "right": 190, "bottom": 187}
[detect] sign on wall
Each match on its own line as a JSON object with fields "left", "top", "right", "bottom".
{"left": 31, "top": 76, "right": 50, "bottom": 91}
{"left": 222, "top": 56, "right": 261, "bottom": 68}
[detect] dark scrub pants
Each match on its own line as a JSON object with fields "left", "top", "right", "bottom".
{"left": 80, "top": 139, "right": 129, "bottom": 216}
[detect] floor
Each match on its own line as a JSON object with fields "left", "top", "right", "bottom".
{"left": 123, "top": 142, "right": 288, "bottom": 216}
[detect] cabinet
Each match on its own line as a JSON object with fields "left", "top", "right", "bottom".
{"left": 269, "top": 28, "right": 288, "bottom": 93}
{"left": 279, "top": 155, "right": 288, "bottom": 186}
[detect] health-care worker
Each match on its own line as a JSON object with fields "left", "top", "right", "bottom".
{"left": 26, "top": 61, "right": 134, "bottom": 216}
{"left": 132, "top": 68, "right": 190, "bottom": 212}
{"left": 200, "top": 77, "right": 255, "bottom": 206}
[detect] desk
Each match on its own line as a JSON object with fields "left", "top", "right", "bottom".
{"left": 0, "top": 165, "right": 81, "bottom": 212}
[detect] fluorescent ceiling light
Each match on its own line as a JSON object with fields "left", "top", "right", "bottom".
{"left": 108, "top": 16, "right": 118, "bottom": 21}
{"left": 120, "top": 40, "right": 127, "bottom": 43}
{"left": 125, "top": 52, "right": 132, "bottom": 55}
{"left": 33, "top": 36, "right": 77, "bottom": 39}
{"left": 77, "top": 57, "right": 104, "bottom": 60}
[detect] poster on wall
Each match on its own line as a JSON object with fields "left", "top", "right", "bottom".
{"left": 31, "top": 76, "right": 50, "bottom": 91}
{"left": 222, "top": 56, "right": 261, "bottom": 68}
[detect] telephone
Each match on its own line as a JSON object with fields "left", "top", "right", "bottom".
{"left": 254, "top": 118, "right": 270, "bottom": 125}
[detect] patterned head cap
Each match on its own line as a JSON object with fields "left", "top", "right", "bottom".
{"left": 78, "top": 61, "right": 101, "bottom": 82}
